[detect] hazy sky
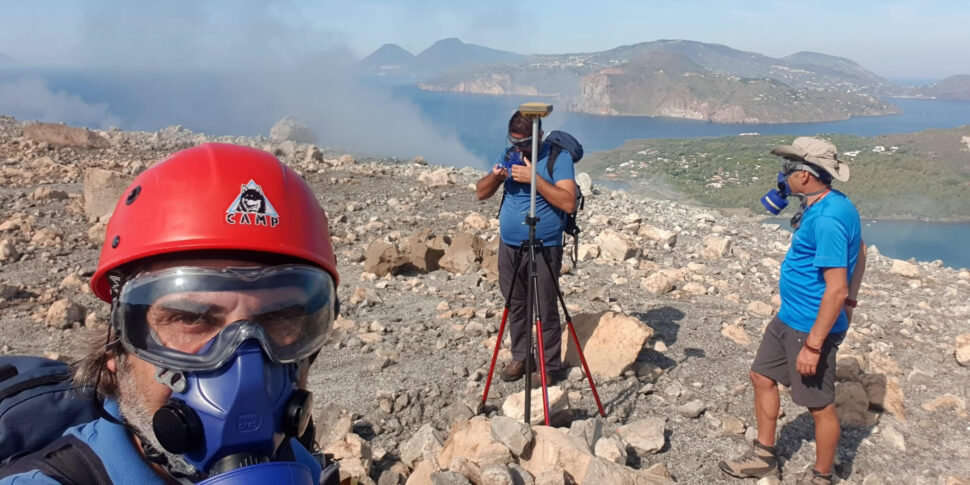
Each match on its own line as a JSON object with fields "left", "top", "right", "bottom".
{"left": 1, "top": 0, "right": 967, "bottom": 167}
{"left": 1, "top": 0, "right": 968, "bottom": 80}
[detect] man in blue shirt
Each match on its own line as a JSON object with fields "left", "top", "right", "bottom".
{"left": 720, "top": 137, "right": 867, "bottom": 485}
{"left": 476, "top": 111, "right": 577, "bottom": 384}
{"left": 1, "top": 144, "right": 339, "bottom": 484}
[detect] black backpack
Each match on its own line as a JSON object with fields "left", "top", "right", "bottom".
{"left": 499, "top": 130, "right": 586, "bottom": 263}
{"left": 543, "top": 131, "right": 585, "bottom": 264}
{"left": 0, "top": 356, "right": 110, "bottom": 483}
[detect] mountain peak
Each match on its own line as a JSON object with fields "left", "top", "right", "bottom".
{"left": 430, "top": 38, "right": 464, "bottom": 47}
{"left": 413, "top": 38, "right": 522, "bottom": 73}
{"left": 360, "top": 43, "right": 414, "bottom": 68}
{"left": 784, "top": 51, "right": 854, "bottom": 63}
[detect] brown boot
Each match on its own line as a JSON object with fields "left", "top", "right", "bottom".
{"left": 500, "top": 361, "right": 526, "bottom": 382}
{"left": 718, "top": 439, "right": 779, "bottom": 479}
{"left": 532, "top": 368, "right": 567, "bottom": 386}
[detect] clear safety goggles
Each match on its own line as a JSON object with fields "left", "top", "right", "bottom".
{"left": 115, "top": 265, "right": 336, "bottom": 372}
{"left": 782, "top": 160, "right": 822, "bottom": 179}
{"left": 507, "top": 133, "right": 532, "bottom": 149}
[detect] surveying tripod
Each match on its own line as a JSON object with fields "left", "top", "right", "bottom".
{"left": 481, "top": 102, "right": 606, "bottom": 425}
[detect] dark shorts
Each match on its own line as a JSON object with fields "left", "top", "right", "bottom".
{"left": 751, "top": 316, "right": 846, "bottom": 408}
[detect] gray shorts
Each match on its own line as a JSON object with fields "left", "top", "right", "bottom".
{"left": 751, "top": 317, "right": 845, "bottom": 408}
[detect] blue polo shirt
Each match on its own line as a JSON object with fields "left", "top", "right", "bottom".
{"left": 497, "top": 142, "right": 575, "bottom": 247}
{"left": 778, "top": 190, "right": 861, "bottom": 334}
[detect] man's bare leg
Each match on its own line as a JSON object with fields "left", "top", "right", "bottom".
{"left": 751, "top": 370, "right": 780, "bottom": 446}
{"left": 809, "top": 404, "right": 839, "bottom": 475}
{"left": 718, "top": 370, "right": 782, "bottom": 479}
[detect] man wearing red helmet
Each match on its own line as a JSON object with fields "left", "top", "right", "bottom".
{"left": 0, "top": 144, "right": 340, "bottom": 484}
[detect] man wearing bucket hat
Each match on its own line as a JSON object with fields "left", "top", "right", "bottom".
{"left": 0, "top": 144, "right": 340, "bottom": 484}
{"left": 720, "top": 137, "right": 867, "bottom": 485}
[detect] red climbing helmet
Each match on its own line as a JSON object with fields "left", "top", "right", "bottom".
{"left": 90, "top": 143, "right": 338, "bottom": 302}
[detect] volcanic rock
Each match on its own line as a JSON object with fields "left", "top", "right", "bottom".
{"left": 561, "top": 311, "right": 654, "bottom": 378}
{"left": 23, "top": 122, "right": 109, "bottom": 148}
{"left": 270, "top": 116, "right": 318, "bottom": 144}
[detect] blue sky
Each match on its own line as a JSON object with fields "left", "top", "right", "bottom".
{"left": 0, "top": 0, "right": 968, "bottom": 80}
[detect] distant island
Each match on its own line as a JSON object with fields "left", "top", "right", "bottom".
{"left": 923, "top": 75, "right": 970, "bottom": 101}
{"left": 581, "top": 126, "right": 970, "bottom": 222}
{"left": 359, "top": 38, "right": 970, "bottom": 124}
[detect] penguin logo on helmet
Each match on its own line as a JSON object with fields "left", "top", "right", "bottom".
{"left": 225, "top": 180, "right": 280, "bottom": 227}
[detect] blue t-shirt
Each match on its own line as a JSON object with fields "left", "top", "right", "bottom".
{"left": 497, "top": 142, "right": 575, "bottom": 246}
{"left": 778, "top": 190, "right": 861, "bottom": 334}
{"left": 0, "top": 399, "right": 322, "bottom": 484}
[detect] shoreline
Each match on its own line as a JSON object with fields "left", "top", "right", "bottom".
{"left": 413, "top": 85, "right": 901, "bottom": 124}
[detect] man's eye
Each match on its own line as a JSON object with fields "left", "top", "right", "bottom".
{"left": 167, "top": 311, "right": 211, "bottom": 326}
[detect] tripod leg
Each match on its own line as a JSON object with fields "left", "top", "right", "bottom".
{"left": 534, "top": 316, "right": 551, "bottom": 426}
{"left": 539, "top": 247, "right": 607, "bottom": 417}
{"left": 530, "top": 243, "right": 551, "bottom": 426}
{"left": 483, "top": 246, "right": 524, "bottom": 406}
{"left": 482, "top": 307, "right": 509, "bottom": 406}
{"left": 567, "top": 321, "right": 606, "bottom": 417}
{"left": 523, "top": 242, "right": 533, "bottom": 423}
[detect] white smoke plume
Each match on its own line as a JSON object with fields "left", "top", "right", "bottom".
{"left": 4, "top": 0, "right": 481, "bottom": 166}
{"left": 0, "top": 76, "right": 120, "bottom": 129}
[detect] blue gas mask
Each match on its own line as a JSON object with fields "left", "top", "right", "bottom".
{"left": 502, "top": 148, "right": 525, "bottom": 173}
{"left": 761, "top": 172, "right": 793, "bottom": 215}
{"left": 113, "top": 264, "right": 338, "bottom": 483}
{"left": 151, "top": 338, "right": 312, "bottom": 479}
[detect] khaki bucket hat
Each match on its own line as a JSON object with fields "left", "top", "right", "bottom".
{"left": 770, "top": 136, "right": 850, "bottom": 182}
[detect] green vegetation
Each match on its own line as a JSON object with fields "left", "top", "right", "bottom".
{"left": 583, "top": 127, "right": 970, "bottom": 221}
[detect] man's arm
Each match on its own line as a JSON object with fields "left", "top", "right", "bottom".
{"left": 796, "top": 266, "right": 848, "bottom": 376}
{"left": 509, "top": 158, "right": 577, "bottom": 213}
{"left": 844, "top": 240, "right": 867, "bottom": 324}
{"left": 476, "top": 165, "right": 508, "bottom": 200}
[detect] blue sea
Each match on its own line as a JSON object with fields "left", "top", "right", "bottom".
{"left": 2, "top": 69, "right": 969, "bottom": 268}
{"left": 768, "top": 218, "right": 970, "bottom": 270}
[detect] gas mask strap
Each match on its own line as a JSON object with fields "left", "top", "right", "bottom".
{"left": 789, "top": 188, "right": 830, "bottom": 229}
{"left": 135, "top": 432, "right": 207, "bottom": 483}
{"left": 802, "top": 188, "right": 828, "bottom": 198}
{"left": 790, "top": 198, "right": 807, "bottom": 229}
{"left": 154, "top": 367, "right": 188, "bottom": 393}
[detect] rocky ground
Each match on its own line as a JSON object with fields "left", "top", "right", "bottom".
{"left": 0, "top": 116, "right": 968, "bottom": 485}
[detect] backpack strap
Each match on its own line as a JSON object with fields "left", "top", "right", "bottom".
{"left": 546, "top": 144, "right": 562, "bottom": 181}
{"left": 0, "top": 365, "right": 71, "bottom": 402}
{"left": 0, "top": 434, "right": 111, "bottom": 484}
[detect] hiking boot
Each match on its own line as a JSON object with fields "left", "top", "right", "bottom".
{"left": 534, "top": 368, "right": 567, "bottom": 386}
{"left": 795, "top": 468, "right": 833, "bottom": 485}
{"left": 718, "top": 439, "right": 779, "bottom": 479}
{"left": 500, "top": 361, "right": 526, "bottom": 382}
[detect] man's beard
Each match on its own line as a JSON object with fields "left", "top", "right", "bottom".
{"left": 116, "top": 357, "right": 202, "bottom": 478}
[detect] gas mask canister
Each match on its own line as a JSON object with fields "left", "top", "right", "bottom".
{"left": 760, "top": 171, "right": 793, "bottom": 215}
{"left": 114, "top": 264, "right": 337, "bottom": 484}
